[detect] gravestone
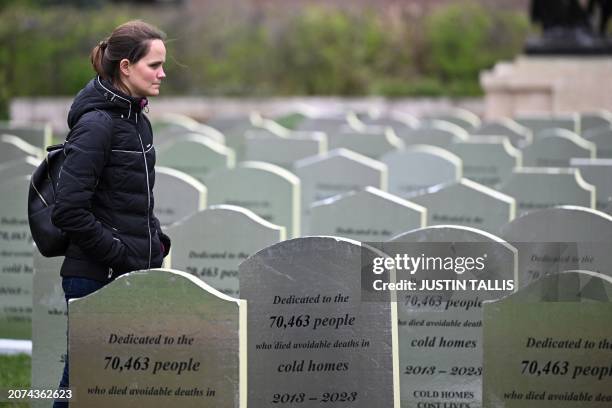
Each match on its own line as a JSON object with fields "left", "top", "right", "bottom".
{"left": 515, "top": 114, "right": 579, "bottom": 135}
{"left": 483, "top": 270, "right": 612, "bottom": 408}
{"left": 381, "top": 145, "right": 462, "bottom": 198}
{"left": 422, "top": 108, "right": 481, "bottom": 131}
{"left": 0, "top": 134, "right": 43, "bottom": 163}
{"left": 580, "top": 111, "right": 612, "bottom": 132}
{"left": 522, "top": 129, "right": 596, "bottom": 167}
{"left": 326, "top": 125, "right": 404, "bottom": 159}
{"left": 0, "top": 122, "right": 52, "bottom": 149}
{"left": 451, "top": 136, "right": 522, "bottom": 188}
{"left": 154, "top": 113, "right": 225, "bottom": 144}
{"left": 309, "top": 187, "right": 426, "bottom": 242}
{"left": 240, "top": 237, "right": 399, "bottom": 408}
{"left": 386, "top": 111, "right": 421, "bottom": 128}
{"left": 250, "top": 113, "right": 292, "bottom": 137}
{"left": 500, "top": 206, "right": 612, "bottom": 287}
{"left": 206, "top": 162, "right": 300, "bottom": 238}
{"left": 294, "top": 149, "right": 388, "bottom": 232}
{"left": 583, "top": 125, "right": 612, "bottom": 158}
{"left": 500, "top": 168, "right": 595, "bottom": 216}
{"left": 31, "top": 253, "right": 65, "bottom": 407}
{"left": 383, "top": 226, "right": 516, "bottom": 408}
{"left": 244, "top": 130, "right": 327, "bottom": 169}
{"left": 0, "top": 176, "right": 34, "bottom": 339}
{"left": 569, "top": 158, "right": 612, "bottom": 215}
{"left": 396, "top": 120, "right": 468, "bottom": 149}
{"left": 166, "top": 205, "right": 285, "bottom": 297}
{"left": 205, "top": 115, "right": 254, "bottom": 160}
{"left": 156, "top": 134, "right": 235, "bottom": 183}
{"left": 409, "top": 178, "right": 516, "bottom": 233}
{"left": 154, "top": 167, "right": 207, "bottom": 227}
{"left": 295, "top": 115, "right": 349, "bottom": 134}
{"left": 471, "top": 118, "right": 533, "bottom": 148}
{"left": 0, "top": 156, "right": 39, "bottom": 180}
{"left": 360, "top": 114, "right": 417, "bottom": 134}
{"left": 70, "top": 269, "right": 246, "bottom": 408}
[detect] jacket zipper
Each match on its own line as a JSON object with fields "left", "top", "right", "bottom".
{"left": 136, "top": 114, "right": 152, "bottom": 270}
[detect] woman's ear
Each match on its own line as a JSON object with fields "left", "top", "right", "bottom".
{"left": 119, "top": 58, "right": 131, "bottom": 77}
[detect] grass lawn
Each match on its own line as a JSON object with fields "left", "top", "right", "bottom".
{"left": 0, "top": 354, "right": 30, "bottom": 408}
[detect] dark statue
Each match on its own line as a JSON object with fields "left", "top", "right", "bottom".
{"left": 526, "top": 0, "right": 612, "bottom": 54}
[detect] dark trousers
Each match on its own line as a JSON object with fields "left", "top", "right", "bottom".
{"left": 53, "top": 277, "right": 106, "bottom": 408}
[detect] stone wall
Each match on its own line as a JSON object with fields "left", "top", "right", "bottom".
{"left": 10, "top": 97, "right": 484, "bottom": 135}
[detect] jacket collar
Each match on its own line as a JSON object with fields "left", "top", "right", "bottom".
{"left": 94, "top": 76, "right": 148, "bottom": 120}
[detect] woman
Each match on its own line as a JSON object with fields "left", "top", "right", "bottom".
{"left": 51, "top": 20, "right": 171, "bottom": 406}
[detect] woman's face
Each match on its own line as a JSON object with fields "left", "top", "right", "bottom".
{"left": 122, "top": 39, "right": 166, "bottom": 98}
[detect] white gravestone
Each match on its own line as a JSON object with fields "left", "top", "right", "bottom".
{"left": 206, "top": 161, "right": 301, "bottom": 238}
{"left": 515, "top": 114, "right": 580, "bottom": 135}
{"left": 583, "top": 125, "right": 612, "bottom": 158}
{"left": 240, "top": 237, "right": 400, "bottom": 408}
{"left": 452, "top": 136, "right": 522, "bottom": 188}
{"left": 483, "top": 270, "right": 612, "bottom": 408}
{"left": 0, "top": 176, "right": 34, "bottom": 340}
{"left": 250, "top": 112, "right": 292, "bottom": 137}
{"left": 296, "top": 116, "right": 350, "bottom": 134}
{"left": 409, "top": 178, "right": 516, "bottom": 233}
{"left": 309, "top": 187, "right": 426, "bottom": 242}
{"left": 0, "top": 156, "right": 38, "bottom": 180}
{"left": 166, "top": 205, "right": 285, "bottom": 297}
{"left": 327, "top": 125, "right": 405, "bottom": 159}
{"left": 383, "top": 226, "right": 517, "bottom": 408}
{"left": 0, "top": 123, "right": 52, "bottom": 149}
{"left": 471, "top": 118, "right": 533, "bottom": 148}
{"left": 156, "top": 134, "right": 235, "bottom": 183}
{"left": 569, "top": 158, "right": 612, "bottom": 215}
{"left": 0, "top": 134, "right": 43, "bottom": 163}
{"left": 360, "top": 115, "right": 417, "bottom": 135}
{"left": 205, "top": 115, "right": 254, "bottom": 160}
{"left": 154, "top": 167, "right": 207, "bottom": 227}
{"left": 383, "top": 111, "right": 421, "bottom": 128}
{"left": 234, "top": 125, "right": 285, "bottom": 141}
{"left": 294, "top": 149, "right": 388, "bottom": 233}
{"left": 422, "top": 109, "right": 481, "bottom": 131}
{"left": 500, "top": 206, "right": 612, "bottom": 287}
{"left": 70, "top": 269, "right": 246, "bottom": 408}
{"left": 522, "top": 129, "right": 596, "bottom": 167}
{"left": 153, "top": 113, "right": 225, "bottom": 144}
{"left": 397, "top": 121, "right": 468, "bottom": 149}
{"left": 382, "top": 145, "right": 462, "bottom": 198}
{"left": 244, "top": 129, "right": 327, "bottom": 169}
{"left": 31, "top": 253, "right": 65, "bottom": 407}
{"left": 500, "top": 168, "right": 595, "bottom": 216}
{"left": 580, "top": 111, "right": 612, "bottom": 132}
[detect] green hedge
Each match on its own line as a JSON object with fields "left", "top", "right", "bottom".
{"left": 0, "top": 2, "right": 529, "bottom": 118}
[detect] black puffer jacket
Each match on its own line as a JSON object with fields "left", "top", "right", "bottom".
{"left": 52, "top": 77, "right": 170, "bottom": 283}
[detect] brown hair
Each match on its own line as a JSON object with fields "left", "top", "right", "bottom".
{"left": 91, "top": 20, "right": 166, "bottom": 94}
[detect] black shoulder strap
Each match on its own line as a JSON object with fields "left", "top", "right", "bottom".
{"left": 47, "top": 125, "right": 75, "bottom": 152}
{"left": 46, "top": 143, "right": 64, "bottom": 153}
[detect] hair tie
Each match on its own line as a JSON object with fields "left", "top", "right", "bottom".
{"left": 99, "top": 40, "right": 108, "bottom": 50}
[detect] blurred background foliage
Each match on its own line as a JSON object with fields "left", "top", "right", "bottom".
{"left": 0, "top": 0, "right": 530, "bottom": 118}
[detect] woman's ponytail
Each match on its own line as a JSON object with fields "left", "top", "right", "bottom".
{"left": 90, "top": 39, "right": 108, "bottom": 78}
